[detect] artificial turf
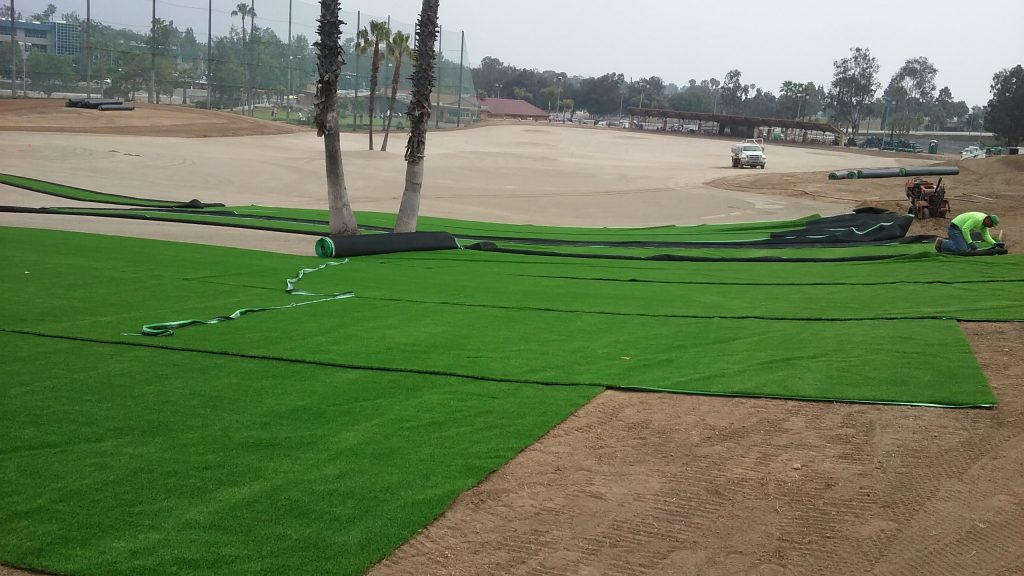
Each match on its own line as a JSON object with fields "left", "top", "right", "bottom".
{"left": 0, "top": 332, "right": 598, "bottom": 576}
{"left": 0, "top": 173, "right": 184, "bottom": 207}
{"left": 1, "top": 226, "right": 1011, "bottom": 405}
{"left": 1, "top": 222, "right": 1018, "bottom": 576}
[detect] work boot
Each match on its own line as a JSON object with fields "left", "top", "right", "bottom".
{"left": 934, "top": 238, "right": 943, "bottom": 252}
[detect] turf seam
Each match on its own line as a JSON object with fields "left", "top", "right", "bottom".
{"left": 0, "top": 328, "right": 993, "bottom": 408}
{"left": 352, "top": 295, "right": 1024, "bottom": 323}
{"left": 513, "top": 274, "right": 1024, "bottom": 287}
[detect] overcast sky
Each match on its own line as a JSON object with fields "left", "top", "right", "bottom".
{"left": 14, "top": 0, "right": 1024, "bottom": 105}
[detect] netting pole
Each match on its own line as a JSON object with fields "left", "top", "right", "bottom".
{"left": 85, "top": 0, "right": 90, "bottom": 98}
{"left": 206, "top": 0, "right": 211, "bottom": 108}
{"left": 286, "top": 0, "right": 292, "bottom": 120}
{"left": 249, "top": 0, "right": 256, "bottom": 116}
{"left": 149, "top": 0, "right": 156, "bottom": 103}
{"left": 352, "top": 10, "right": 359, "bottom": 131}
{"left": 383, "top": 15, "right": 389, "bottom": 134}
{"left": 456, "top": 30, "right": 463, "bottom": 127}
{"left": 9, "top": 0, "right": 14, "bottom": 99}
{"left": 434, "top": 24, "right": 441, "bottom": 128}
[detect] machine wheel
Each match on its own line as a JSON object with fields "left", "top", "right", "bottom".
{"left": 760, "top": 165, "right": 766, "bottom": 169}
{"left": 731, "top": 158, "right": 738, "bottom": 168}
{"left": 921, "top": 207, "right": 931, "bottom": 219}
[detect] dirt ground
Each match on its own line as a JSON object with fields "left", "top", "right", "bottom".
{"left": 708, "top": 155, "right": 1024, "bottom": 252}
{"left": 0, "top": 98, "right": 302, "bottom": 138}
{"left": 2, "top": 102, "right": 1022, "bottom": 576}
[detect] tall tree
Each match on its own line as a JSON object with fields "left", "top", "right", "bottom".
{"left": 381, "top": 30, "right": 411, "bottom": 152}
{"left": 885, "top": 56, "right": 937, "bottom": 135}
{"left": 355, "top": 19, "right": 390, "bottom": 150}
{"left": 313, "top": 0, "right": 358, "bottom": 236}
{"left": 719, "top": 69, "right": 747, "bottom": 113}
{"left": 29, "top": 3, "right": 56, "bottom": 22}
{"left": 826, "top": 47, "right": 880, "bottom": 135}
{"left": 231, "top": 3, "right": 253, "bottom": 43}
{"left": 394, "top": 0, "right": 439, "bottom": 233}
{"left": 984, "top": 64, "right": 1024, "bottom": 146}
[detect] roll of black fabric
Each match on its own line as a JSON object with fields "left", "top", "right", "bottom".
{"left": 315, "top": 231, "right": 459, "bottom": 257}
{"left": 902, "top": 166, "right": 960, "bottom": 177}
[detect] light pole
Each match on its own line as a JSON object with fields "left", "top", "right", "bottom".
{"left": 494, "top": 83, "right": 501, "bottom": 98}
{"left": 286, "top": 0, "right": 292, "bottom": 120}
{"left": 19, "top": 42, "right": 27, "bottom": 97}
{"left": 554, "top": 76, "right": 562, "bottom": 120}
{"left": 9, "top": 0, "right": 16, "bottom": 99}
{"left": 618, "top": 81, "right": 624, "bottom": 120}
{"left": 713, "top": 89, "right": 721, "bottom": 115}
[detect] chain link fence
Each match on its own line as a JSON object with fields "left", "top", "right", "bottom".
{"left": 2, "top": 0, "right": 480, "bottom": 128}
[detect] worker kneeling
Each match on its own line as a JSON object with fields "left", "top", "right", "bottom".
{"left": 935, "top": 212, "right": 1004, "bottom": 253}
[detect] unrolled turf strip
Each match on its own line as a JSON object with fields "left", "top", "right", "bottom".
{"left": 0, "top": 227, "right": 1007, "bottom": 406}
{"left": 0, "top": 331, "right": 597, "bottom": 576}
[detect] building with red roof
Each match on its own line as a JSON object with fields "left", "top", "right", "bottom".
{"left": 480, "top": 97, "right": 549, "bottom": 121}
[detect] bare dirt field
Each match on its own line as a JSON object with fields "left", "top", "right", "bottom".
{"left": 2, "top": 102, "right": 1022, "bottom": 576}
{"left": 0, "top": 98, "right": 303, "bottom": 138}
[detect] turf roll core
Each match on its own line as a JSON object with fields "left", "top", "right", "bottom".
{"left": 315, "top": 231, "right": 459, "bottom": 257}
{"left": 315, "top": 236, "right": 335, "bottom": 258}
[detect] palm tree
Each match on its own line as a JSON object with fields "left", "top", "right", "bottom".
{"left": 394, "top": 0, "right": 439, "bottom": 233}
{"left": 231, "top": 3, "right": 252, "bottom": 43}
{"left": 355, "top": 19, "right": 390, "bottom": 150}
{"left": 314, "top": 0, "right": 358, "bottom": 235}
{"left": 231, "top": 3, "right": 255, "bottom": 111}
{"left": 381, "top": 30, "right": 411, "bottom": 152}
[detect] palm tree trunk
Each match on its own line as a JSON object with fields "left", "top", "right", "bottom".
{"left": 381, "top": 55, "right": 402, "bottom": 152}
{"left": 315, "top": 0, "right": 358, "bottom": 236}
{"left": 367, "top": 46, "right": 380, "bottom": 150}
{"left": 395, "top": 0, "right": 439, "bottom": 233}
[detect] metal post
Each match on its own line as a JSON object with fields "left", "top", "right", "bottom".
{"left": 286, "top": 0, "right": 292, "bottom": 120}
{"left": 149, "top": 0, "right": 156, "bottom": 103}
{"left": 353, "top": 10, "right": 359, "bottom": 130}
{"left": 85, "top": 0, "right": 90, "bottom": 98}
{"left": 435, "top": 25, "right": 441, "bottom": 128}
{"left": 381, "top": 15, "right": 390, "bottom": 132}
{"left": 456, "top": 30, "right": 464, "bottom": 127}
{"left": 207, "top": 0, "right": 211, "bottom": 108}
{"left": 555, "top": 77, "right": 561, "bottom": 119}
{"left": 249, "top": 0, "right": 256, "bottom": 115}
{"left": 10, "top": 0, "right": 15, "bottom": 98}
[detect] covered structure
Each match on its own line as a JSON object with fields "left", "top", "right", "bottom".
{"left": 628, "top": 107, "right": 844, "bottom": 142}
{"left": 480, "top": 97, "right": 549, "bottom": 121}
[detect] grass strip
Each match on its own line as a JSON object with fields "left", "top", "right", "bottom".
{"left": 0, "top": 227, "right": 1006, "bottom": 406}
{"left": 0, "top": 331, "right": 597, "bottom": 576}
{"left": 0, "top": 173, "right": 184, "bottom": 207}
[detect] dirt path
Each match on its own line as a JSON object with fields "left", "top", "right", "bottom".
{"left": 0, "top": 99, "right": 303, "bottom": 138}
{"left": 369, "top": 323, "right": 1024, "bottom": 576}
{"left": 2, "top": 106, "right": 1022, "bottom": 576}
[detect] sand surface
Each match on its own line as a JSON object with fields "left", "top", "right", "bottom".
{"left": 2, "top": 102, "right": 1022, "bottom": 576}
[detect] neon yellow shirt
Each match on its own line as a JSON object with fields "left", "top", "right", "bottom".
{"left": 952, "top": 212, "right": 996, "bottom": 246}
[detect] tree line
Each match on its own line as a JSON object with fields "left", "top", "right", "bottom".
{"left": 1, "top": 1, "right": 473, "bottom": 123}
{"left": 470, "top": 50, "right": 1023, "bottom": 145}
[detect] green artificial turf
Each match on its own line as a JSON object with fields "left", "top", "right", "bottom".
{"left": 0, "top": 173, "right": 183, "bottom": 207}
{"left": 0, "top": 223, "right": 1016, "bottom": 575}
{"left": 1, "top": 226, "right": 1012, "bottom": 406}
{"left": 0, "top": 332, "right": 597, "bottom": 576}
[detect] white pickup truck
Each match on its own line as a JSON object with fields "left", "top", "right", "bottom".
{"left": 730, "top": 139, "right": 766, "bottom": 169}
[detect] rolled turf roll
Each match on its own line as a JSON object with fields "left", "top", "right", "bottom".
{"left": 98, "top": 104, "right": 135, "bottom": 111}
{"left": 903, "top": 166, "right": 959, "bottom": 177}
{"left": 828, "top": 170, "right": 857, "bottom": 180}
{"left": 856, "top": 168, "right": 904, "bottom": 179}
{"left": 315, "top": 231, "right": 459, "bottom": 257}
